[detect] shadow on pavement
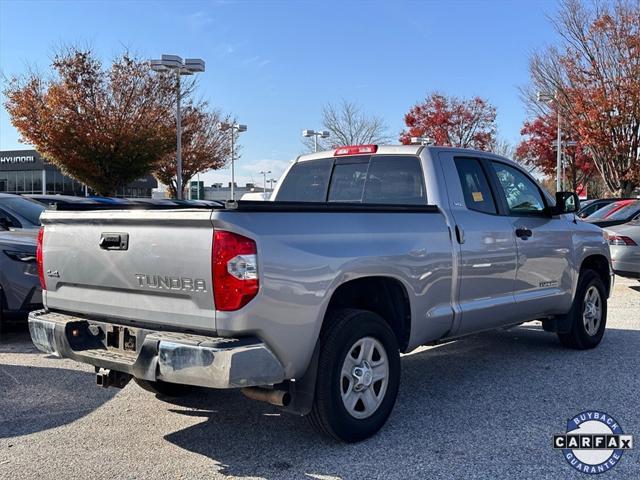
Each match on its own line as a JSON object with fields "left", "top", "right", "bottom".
{"left": 0, "top": 323, "right": 38, "bottom": 355}
{"left": 162, "top": 325, "right": 640, "bottom": 479}
{"left": 0, "top": 364, "right": 118, "bottom": 438}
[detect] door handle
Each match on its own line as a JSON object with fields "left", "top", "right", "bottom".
{"left": 99, "top": 233, "right": 129, "bottom": 250}
{"left": 515, "top": 227, "right": 533, "bottom": 239}
{"left": 455, "top": 225, "right": 465, "bottom": 244}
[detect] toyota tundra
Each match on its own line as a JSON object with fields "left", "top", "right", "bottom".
{"left": 29, "top": 145, "right": 612, "bottom": 442}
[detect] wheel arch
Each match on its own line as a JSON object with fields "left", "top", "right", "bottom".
{"left": 323, "top": 276, "right": 412, "bottom": 353}
{"left": 580, "top": 254, "right": 611, "bottom": 297}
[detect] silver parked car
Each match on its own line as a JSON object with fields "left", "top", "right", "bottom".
{"left": 0, "top": 228, "right": 41, "bottom": 333}
{"left": 0, "top": 193, "right": 45, "bottom": 230}
{"left": 606, "top": 220, "right": 640, "bottom": 279}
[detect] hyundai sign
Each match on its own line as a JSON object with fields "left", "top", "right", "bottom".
{"left": 0, "top": 154, "right": 37, "bottom": 164}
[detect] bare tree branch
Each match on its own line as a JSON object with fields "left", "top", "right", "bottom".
{"left": 303, "top": 100, "right": 391, "bottom": 152}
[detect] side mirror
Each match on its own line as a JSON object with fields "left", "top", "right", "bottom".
{"left": 550, "top": 191, "right": 580, "bottom": 215}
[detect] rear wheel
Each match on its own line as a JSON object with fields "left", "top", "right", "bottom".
{"left": 557, "top": 269, "right": 607, "bottom": 349}
{"left": 134, "top": 378, "right": 194, "bottom": 397}
{"left": 308, "top": 308, "right": 400, "bottom": 442}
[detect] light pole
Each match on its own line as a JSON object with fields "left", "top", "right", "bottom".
{"left": 550, "top": 140, "right": 577, "bottom": 191}
{"left": 538, "top": 90, "right": 563, "bottom": 192}
{"left": 150, "top": 55, "right": 205, "bottom": 199}
{"left": 268, "top": 178, "right": 277, "bottom": 191}
{"left": 302, "top": 129, "right": 330, "bottom": 152}
{"left": 217, "top": 122, "right": 247, "bottom": 200}
{"left": 259, "top": 170, "right": 271, "bottom": 193}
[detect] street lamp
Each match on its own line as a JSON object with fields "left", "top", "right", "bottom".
{"left": 268, "top": 178, "right": 277, "bottom": 191}
{"left": 259, "top": 170, "right": 271, "bottom": 193}
{"left": 217, "top": 122, "right": 248, "bottom": 200}
{"left": 150, "top": 54, "right": 205, "bottom": 199}
{"left": 550, "top": 139, "right": 578, "bottom": 191}
{"left": 302, "top": 129, "right": 330, "bottom": 152}
{"left": 538, "top": 90, "right": 563, "bottom": 192}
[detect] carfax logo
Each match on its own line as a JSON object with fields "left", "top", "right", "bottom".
{"left": 553, "top": 411, "right": 633, "bottom": 474}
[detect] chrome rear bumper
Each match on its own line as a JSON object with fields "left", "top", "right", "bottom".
{"left": 28, "top": 309, "right": 285, "bottom": 389}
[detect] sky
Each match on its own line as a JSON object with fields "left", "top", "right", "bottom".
{"left": 0, "top": 0, "right": 560, "bottom": 189}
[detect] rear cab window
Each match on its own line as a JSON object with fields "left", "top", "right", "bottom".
{"left": 275, "top": 155, "right": 427, "bottom": 205}
{"left": 274, "top": 158, "right": 333, "bottom": 202}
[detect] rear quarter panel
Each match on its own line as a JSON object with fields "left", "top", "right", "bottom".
{"left": 213, "top": 209, "right": 454, "bottom": 378}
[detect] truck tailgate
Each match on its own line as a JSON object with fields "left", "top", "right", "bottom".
{"left": 40, "top": 209, "right": 216, "bottom": 332}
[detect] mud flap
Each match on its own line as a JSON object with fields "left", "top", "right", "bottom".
{"left": 542, "top": 315, "right": 572, "bottom": 334}
{"left": 280, "top": 341, "right": 320, "bottom": 416}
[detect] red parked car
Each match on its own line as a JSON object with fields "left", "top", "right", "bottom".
{"left": 586, "top": 199, "right": 636, "bottom": 221}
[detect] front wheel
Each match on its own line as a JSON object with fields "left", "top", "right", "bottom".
{"left": 557, "top": 269, "right": 607, "bottom": 349}
{"left": 308, "top": 309, "right": 400, "bottom": 442}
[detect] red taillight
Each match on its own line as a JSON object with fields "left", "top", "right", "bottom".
{"left": 36, "top": 227, "right": 46, "bottom": 290}
{"left": 334, "top": 144, "right": 378, "bottom": 156}
{"left": 212, "top": 230, "right": 259, "bottom": 311}
{"left": 608, "top": 235, "right": 637, "bottom": 246}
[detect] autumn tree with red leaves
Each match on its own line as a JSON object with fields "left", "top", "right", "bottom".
{"left": 400, "top": 93, "right": 497, "bottom": 151}
{"left": 516, "top": 111, "right": 595, "bottom": 192}
{"left": 523, "top": 0, "right": 640, "bottom": 196}
{"left": 3, "top": 48, "right": 178, "bottom": 196}
{"left": 154, "top": 104, "right": 233, "bottom": 198}
{"left": 4, "top": 47, "right": 233, "bottom": 198}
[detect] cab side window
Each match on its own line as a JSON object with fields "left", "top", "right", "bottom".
{"left": 454, "top": 157, "right": 497, "bottom": 214}
{"left": 491, "top": 162, "right": 546, "bottom": 215}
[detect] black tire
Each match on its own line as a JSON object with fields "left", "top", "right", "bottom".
{"left": 557, "top": 269, "right": 607, "bottom": 349}
{"left": 134, "top": 378, "right": 194, "bottom": 397}
{"left": 308, "top": 308, "right": 400, "bottom": 442}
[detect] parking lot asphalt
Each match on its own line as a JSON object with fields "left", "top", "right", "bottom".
{"left": 1, "top": 277, "right": 639, "bottom": 480}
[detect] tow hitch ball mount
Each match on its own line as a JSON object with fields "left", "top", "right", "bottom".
{"left": 96, "top": 368, "right": 132, "bottom": 389}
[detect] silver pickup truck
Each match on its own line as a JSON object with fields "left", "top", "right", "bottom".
{"left": 29, "top": 145, "right": 612, "bottom": 442}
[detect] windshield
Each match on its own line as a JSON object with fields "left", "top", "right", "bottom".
{"left": 587, "top": 201, "right": 630, "bottom": 220}
{"left": 0, "top": 196, "right": 45, "bottom": 225}
{"left": 605, "top": 200, "right": 640, "bottom": 221}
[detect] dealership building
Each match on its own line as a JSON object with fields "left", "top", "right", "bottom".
{"left": 0, "top": 149, "right": 157, "bottom": 197}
